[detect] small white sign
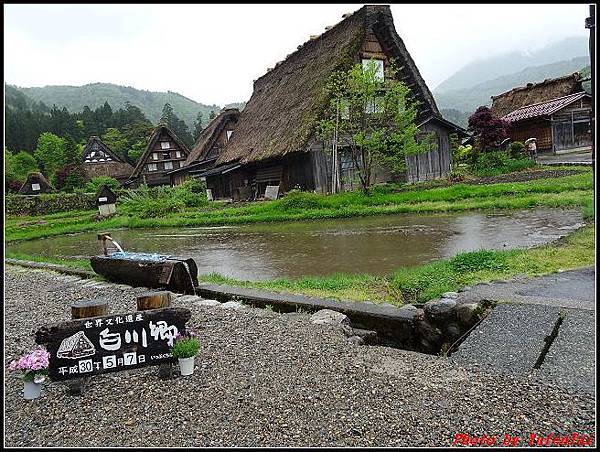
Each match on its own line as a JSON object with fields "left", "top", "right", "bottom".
{"left": 98, "top": 196, "right": 108, "bottom": 202}
{"left": 264, "top": 185, "right": 280, "bottom": 200}
{"left": 32, "top": 183, "right": 40, "bottom": 191}
{"left": 206, "top": 189, "right": 213, "bottom": 201}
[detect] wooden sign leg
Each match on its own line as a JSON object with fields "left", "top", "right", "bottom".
{"left": 67, "top": 299, "right": 108, "bottom": 396}
{"left": 136, "top": 291, "right": 174, "bottom": 380}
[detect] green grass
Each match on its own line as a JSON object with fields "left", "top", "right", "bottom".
{"left": 5, "top": 170, "right": 593, "bottom": 243}
{"left": 198, "top": 225, "right": 595, "bottom": 304}
{"left": 5, "top": 250, "right": 93, "bottom": 271}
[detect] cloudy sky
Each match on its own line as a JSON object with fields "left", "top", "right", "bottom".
{"left": 4, "top": 3, "right": 590, "bottom": 106}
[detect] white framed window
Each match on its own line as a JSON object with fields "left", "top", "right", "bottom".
{"left": 152, "top": 153, "right": 159, "bottom": 160}
{"left": 160, "top": 141, "right": 170, "bottom": 149}
{"left": 32, "top": 183, "right": 40, "bottom": 191}
{"left": 163, "top": 161, "right": 173, "bottom": 170}
{"left": 226, "top": 130, "right": 233, "bottom": 141}
{"left": 365, "top": 97, "right": 384, "bottom": 114}
{"left": 175, "top": 151, "right": 182, "bottom": 158}
{"left": 147, "top": 163, "right": 157, "bottom": 172}
{"left": 362, "top": 58, "right": 384, "bottom": 81}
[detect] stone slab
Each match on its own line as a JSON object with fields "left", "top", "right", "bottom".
{"left": 534, "top": 308, "right": 596, "bottom": 395}
{"left": 451, "top": 303, "right": 561, "bottom": 377}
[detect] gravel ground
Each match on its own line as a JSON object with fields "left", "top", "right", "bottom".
{"left": 4, "top": 265, "right": 596, "bottom": 447}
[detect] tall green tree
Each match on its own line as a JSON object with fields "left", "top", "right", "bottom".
{"left": 160, "top": 102, "right": 194, "bottom": 147}
{"left": 193, "top": 111, "right": 204, "bottom": 141}
{"left": 101, "top": 128, "right": 129, "bottom": 161}
{"left": 317, "top": 60, "right": 430, "bottom": 193}
{"left": 208, "top": 110, "right": 216, "bottom": 121}
{"left": 33, "top": 132, "right": 66, "bottom": 178}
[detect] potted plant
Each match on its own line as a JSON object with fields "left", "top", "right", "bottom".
{"left": 8, "top": 347, "right": 50, "bottom": 400}
{"left": 171, "top": 330, "right": 200, "bottom": 376}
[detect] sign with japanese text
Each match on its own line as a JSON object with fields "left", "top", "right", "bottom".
{"left": 35, "top": 307, "right": 191, "bottom": 381}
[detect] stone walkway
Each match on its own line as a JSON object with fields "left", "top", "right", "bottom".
{"left": 537, "top": 150, "right": 592, "bottom": 165}
{"left": 451, "top": 268, "right": 595, "bottom": 395}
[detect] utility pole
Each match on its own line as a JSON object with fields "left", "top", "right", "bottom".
{"left": 585, "top": 4, "right": 595, "bottom": 177}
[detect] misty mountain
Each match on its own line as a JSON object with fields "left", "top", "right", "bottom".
{"left": 11, "top": 83, "right": 235, "bottom": 130}
{"left": 435, "top": 36, "right": 588, "bottom": 94}
{"left": 435, "top": 56, "right": 590, "bottom": 117}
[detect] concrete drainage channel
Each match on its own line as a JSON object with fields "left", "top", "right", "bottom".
{"left": 196, "top": 283, "right": 496, "bottom": 355}
{"left": 6, "top": 259, "right": 494, "bottom": 356}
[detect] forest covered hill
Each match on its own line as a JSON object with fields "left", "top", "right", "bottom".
{"left": 11, "top": 83, "right": 224, "bottom": 130}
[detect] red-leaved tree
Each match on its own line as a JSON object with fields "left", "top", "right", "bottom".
{"left": 467, "top": 106, "right": 510, "bottom": 151}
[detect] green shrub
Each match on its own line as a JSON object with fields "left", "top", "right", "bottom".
{"left": 5, "top": 192, "right": 96, "bottom": 216}
{"left": 473, "top": 151, "right": 534, "bottom": 176}
{"left": 582, "top": 198, "right": 595, "bottom": 221}
{"left": 85, "top": 176, "right": 121, "bottom": 193}
{"left": 277, "top": 190, "right": 325, "bottom": 210}
{"left": 507, "top": 141, "right": 526, "bottom": 158}
{"left": 453, "top": 144, "right": 474, "bottom": 164}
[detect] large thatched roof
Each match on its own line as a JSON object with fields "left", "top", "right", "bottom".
{"left": 81, "top": 136, "right": 134, "bottom": 181}
{"left": 185, "top": 108, "right": 240, "bottom": 165}
{"left": 217, "top": 4, "right": 439, "bottom": 166}
{"left": 129, "top": 124, "right": 190, "bottom": 179}
{"left": 490, "top": 73, "right": 584, "bottom": 119}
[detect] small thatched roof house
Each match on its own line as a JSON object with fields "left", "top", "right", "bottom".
{"left": 490, "top": 73, "right": 585, "bottom": 119}
{"left": 196, "top": 4, "right": 464, "bottom": 199}
{"left": 168, "top": 108, "right": 240, "bottom": 186}
{"left": 127, "top": 124, "right": 190, "bottom": 187}
{"left": 82, "top": 136, "right": 134, "bottom": 183}
{"left": 18, "top": 172, "right": 54, "bottom": 195}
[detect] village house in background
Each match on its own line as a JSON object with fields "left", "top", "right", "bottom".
{"left": 126, "top": 124, "right": 190, "bottom": 187}
{"left": 172, "top": 5, "right": 465, "bottom": 200}
{"left": 18, "top": 171, "right": 54, "bottom": 195}
{"left": 168, "top": 108, "right": 240, "bottom": 187}
{"left": 491, "top": 73, "right": 592, "bottom": 154}
{"left": 81, "top": 136, "right": 135, "bottom": 184}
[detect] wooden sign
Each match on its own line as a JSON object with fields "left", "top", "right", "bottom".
{"left": 35, "top": 307, "right": 191, "bottom": 382}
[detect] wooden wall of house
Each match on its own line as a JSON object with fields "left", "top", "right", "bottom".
{"left": 508, "top": 119, "right": 552, "bottom": 150}
{"left": 405, "top": 122, "right": 452, "bottom": 183}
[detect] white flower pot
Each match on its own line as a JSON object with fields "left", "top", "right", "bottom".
{"left": 178, "top": 357, "right": 195, "bottom": 376}
{"left": 23, "top": 381, "right": 42, "bottom": 400}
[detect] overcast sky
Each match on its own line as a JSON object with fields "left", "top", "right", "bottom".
{"left": 4, "top": 3, "right": 590, "bottom": 106}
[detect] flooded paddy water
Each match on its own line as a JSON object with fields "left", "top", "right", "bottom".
{"left": 7, "top": 207, "right": 584, "bottom": 281}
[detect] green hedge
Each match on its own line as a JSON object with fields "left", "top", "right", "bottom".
{"left": 5, "top": 192, "right": 98, "bottom": 216}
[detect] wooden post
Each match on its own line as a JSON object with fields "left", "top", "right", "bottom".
{"left": 136, "top": 291, "right": 174, "bottom": 379}
{"left": 67, "top": 298, "right": 109, "bottom": 396}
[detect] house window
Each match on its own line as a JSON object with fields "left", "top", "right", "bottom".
{"left": 164, "top": 161, "right": 173, "bottom": 170}
{"left": 365, "top": 97, "right": 384, "bottom": 114}
{"left": 175, "top": 151, "right": 182, "bottom": 158}
{"left": 173, "top": 161, "right": 180, "bottom": 169}
{"left": 152, "top": 153, "right": 159, "bottom": 160}
{"left": 226, "top": 130, "right": 233, "bottom": 141}
{"left": 160, "top": 141, "right": 170, "bottom": 149}
{"left": 32, "top": 183, "right": 40, "bottom": 191}
{"left": 162, "top": 152, "right": 170, "bottom": 159}
{"left": 362, "top": 58, "right": 384, "bottom": 81}
{"left": 148, "top": 163, "right": 157, "bottom": 172}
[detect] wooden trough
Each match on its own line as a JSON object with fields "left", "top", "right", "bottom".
{"left": 90, "top": 254, "right": 199, "bottom": 295}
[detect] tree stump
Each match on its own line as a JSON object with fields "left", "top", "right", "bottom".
{"left": 136, "top": 291, "right": 174, "bottom": 380}
{"left": 71, "top": 298, "right": 109, "bottom": 319}
{"left": 136, "top": 291, "right": 172, "bottom": 311}
{"left": 68, "top": 298, "right": 109, "bottom": 396}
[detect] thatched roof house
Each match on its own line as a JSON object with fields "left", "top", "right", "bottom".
{"left": 168, "top": 108, "right": 240, "bottom": 186}
{"left": 194, "top": 5, "right": 463, "bottom": 199}
{"left": 490, "top": 73, "right": 585, "bottom": 119}
{"left": 18, "top": 172, "right": 54, "bottom": 195}
{"left": 82, "top": 136, "right": 134, "bottom": 183}
{"left": 127, "top": 124, "right": 190, "bottom": 187}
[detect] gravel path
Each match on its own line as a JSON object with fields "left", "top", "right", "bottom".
{"left": 4, "top": 266, "right": 595, "bottom": 447}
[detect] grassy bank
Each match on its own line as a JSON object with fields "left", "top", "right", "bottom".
{"left": 199, "top": 225, "right": 595, "bottom": 304}
{"left": 5, "top": 169, "right": 593, "bottom": 243}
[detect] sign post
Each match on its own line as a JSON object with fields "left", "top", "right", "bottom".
{"left": 35, "top": 306, "right": 191, "bottom": 383}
